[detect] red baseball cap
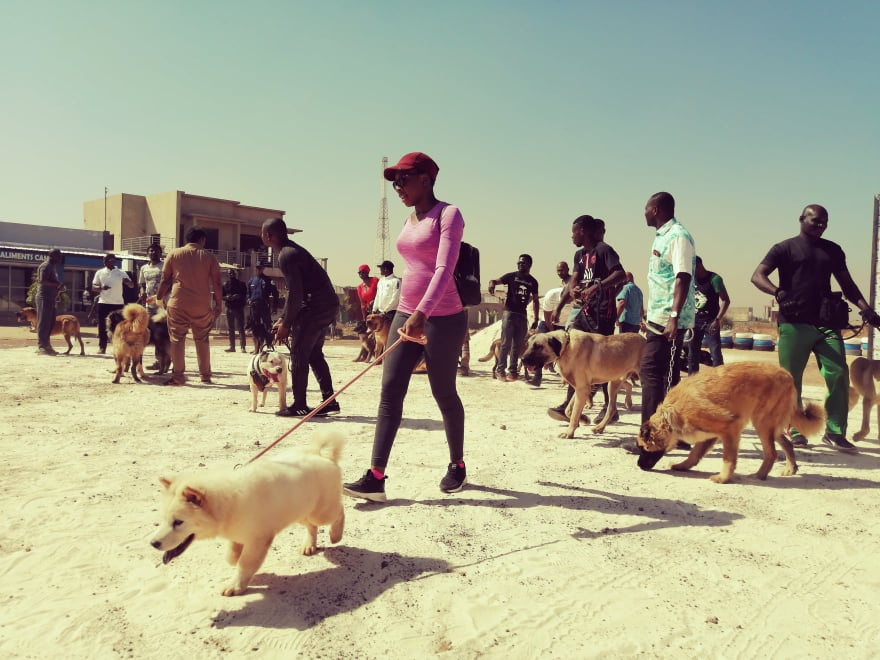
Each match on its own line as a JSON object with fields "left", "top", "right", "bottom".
{"left": 358, "top": 264, "right": 370, "bottom": 274}
{"left": 383, "top": 152, "right": 439, "bottom": 182}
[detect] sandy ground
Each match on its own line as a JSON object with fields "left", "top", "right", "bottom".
{"left": 1, "top": 322, "right": 879, "bottom": 659}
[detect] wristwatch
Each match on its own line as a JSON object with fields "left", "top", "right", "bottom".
{"left": 669, "top": 310, "right": 679, "bottom": 319}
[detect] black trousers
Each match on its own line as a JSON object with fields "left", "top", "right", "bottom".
{"left": 639, "top": 329, "right": 687, "bottom": 423}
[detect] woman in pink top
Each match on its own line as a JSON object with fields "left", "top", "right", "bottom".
{"left": 344, "top": 152, "right": 468, "bottom": 502}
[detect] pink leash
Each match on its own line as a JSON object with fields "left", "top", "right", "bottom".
{"left": 246, "top": 328, "right": 427, "bottom": 464}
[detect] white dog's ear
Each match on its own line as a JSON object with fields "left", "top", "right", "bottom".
{"left": 159, "top": 476, "right": 172, "bottom": 490}
{"left": 182, "top": 486, "right": 205, "bottom": 507}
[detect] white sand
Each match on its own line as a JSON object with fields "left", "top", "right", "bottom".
{"left": 1, "top": 327, "right": 879, "bottom": 659}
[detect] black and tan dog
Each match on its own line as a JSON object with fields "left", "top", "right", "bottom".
{"left": 637, "top": 362, "right": 825, "bottom": 483}
{"left": 521, "top": 329, "right": 644, "bottom": 438}
{"left": 353, "top": 320, "right": 376, "bottom": 363}
{"left": 16, "top": 307, "right": 85, "bottom": 355}
{"left": 108, "top": 303, "right": 151, "bottom": 383}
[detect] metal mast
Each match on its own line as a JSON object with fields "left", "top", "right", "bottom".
{"left": 376, "top": 156, "right": 390, "bottom": 265}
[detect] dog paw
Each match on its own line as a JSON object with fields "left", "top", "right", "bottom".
{"left": 300, "top": 543, "right": 317, "bottom": 556}
{"left": 558, "top": 431, "right": 575, "bottom": 439}
{"left": 708, "top": 474, "right": 731, "bottom": 484}
{"left": 853, "top": 432, "right": 868, "bottom": 442}
{"left": 221, "top": 584, "right": 246, "bottom": 596}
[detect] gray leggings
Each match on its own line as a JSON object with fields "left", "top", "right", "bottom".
{"left": 370, "top": 310, "right": 467, "bottom": 469}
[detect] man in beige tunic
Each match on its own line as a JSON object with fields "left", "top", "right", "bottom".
{"left": 156, "top": 226, "right": 223, "bottom": 385}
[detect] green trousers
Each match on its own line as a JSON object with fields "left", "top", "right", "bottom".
{"left": 777, "top": 323, "right": 849, "bottom": 436}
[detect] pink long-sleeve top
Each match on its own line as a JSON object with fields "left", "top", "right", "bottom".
{"left": 396, "top": 201, "right": 464, "bottom": 318}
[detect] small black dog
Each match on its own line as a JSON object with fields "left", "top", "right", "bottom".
{"left": 106, "top": 307, "right": 171, "bottom": 374}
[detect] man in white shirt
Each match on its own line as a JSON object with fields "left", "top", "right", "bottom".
{"left": 373, "top": 260, "right": 401, "bottom": 322}
{"left": 92, "top": 253, "right": 136, "bottom": 354}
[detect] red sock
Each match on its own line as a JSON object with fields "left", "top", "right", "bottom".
{"left": 457, "top": 461, "right": 465, "bottom": 468}
{"left": 370, "top": 468, "right": 385, "bottom": 480}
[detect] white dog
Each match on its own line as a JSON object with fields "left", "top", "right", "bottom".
{"left": 248, "top": 348, "right": 288, "bottom": 412}
{"left": 149, "top": 433, "right": 346, "bottom": 596}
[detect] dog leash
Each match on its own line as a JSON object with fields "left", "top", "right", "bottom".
{"left": 245, "top": 329, "right": 427, "bottom": 464}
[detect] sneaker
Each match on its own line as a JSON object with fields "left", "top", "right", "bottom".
{"left": 495, "top": 370, "right": 506, "bottom": 381}
{"left": 97, "top": 348, "right": 106, "bottom": 355}
{"left": 676, "top": 440, "right": 692, "bottom": 451}
{"left": 440, "top": 462, "right": 467, "bottom": 493}
{"left": 822, "top": 433, "right": 857, "bottom": 454}
{"left": 343, "top": 470, "right": 387, "bottom": 502}
{"left": 547, "top": 404, "right": 569, "bottom": 422}
{"left": 276, "top": 405, "right": 313, "bottom": 418}
{"left": 36, "top": 346, "right": 57, "bottom": 356}
{"left": 146, "top": 361, "right": 161, "bottom": 370}
{"left": 314, "top": 399, "right": 341, "bottom": 416}
{"left": 506, "top": 373, "right": 520, "bottom": 382}
{"left": 595, "top": 407, "right": 620, "bottom": 423}
{"left": 790, "top": 435, "right": 809, "bottom": 448}
{"left": 224, "top": 348, "right": 236, "bottom": 353}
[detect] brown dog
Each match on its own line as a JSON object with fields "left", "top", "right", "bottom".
{"left": 366, "top": 313, "right": 391, "bottom": 362}
{"left": 353, "top": 320, "right": 376, "bottom": 363}
{"left": 849, "top": 356, "right": 880, "bottom": 442}
{"left": 16, "top": 307, "right": 85, "bottom": 355}
{"left": 478, "top": 330, "right": 537, "bottom": 378}
{"left": 521, "top": 329, "right": 644, "bottom": 438}
{"left": 638, "top": 362, "right": 826, "bottom": 483}
{"left": 110, "top": 303, "right": 151, "bottom": 384}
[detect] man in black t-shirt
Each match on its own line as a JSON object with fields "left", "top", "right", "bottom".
{"left": 488, "top": 254, "right": 540, "bottom": 382}
{"left": 752, "top": 204, "right": 880, "bottom": 453}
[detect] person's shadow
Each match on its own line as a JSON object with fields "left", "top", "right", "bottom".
{"left": 210, "top": 546, "right": 450, "bottom": 630}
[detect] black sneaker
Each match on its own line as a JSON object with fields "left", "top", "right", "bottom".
{"left": 789, "top": 435, "right": 809, "bottom": 448}
{"left": 314, "top": 399, "right": 341, "bottom": 416}
{"left": 822, "top": 433, "right": 857, "bottom": 454}
{"left": 595, "top": 407, "right": 620, "bottom": 423}
{"left": 276, "top": 405, "right": 313, "bottom": 418}
{"left": 440, "top": 463, "right": 467, "bottom": 493}
{"left": 547, "top": 404, "right": 568, "bottom": 422}
{"left": 343, "top": 470, "right": 387, "bottom": 502}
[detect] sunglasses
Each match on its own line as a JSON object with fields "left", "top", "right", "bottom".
{"left": 392, "top": 172, "right": 422, "bottom": 189}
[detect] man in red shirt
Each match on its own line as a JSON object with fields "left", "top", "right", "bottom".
{"left": 356, "top": 264, "right": 379, "bottom": 319}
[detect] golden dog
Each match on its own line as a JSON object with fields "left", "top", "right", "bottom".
{"left": 110, "top": 303, "right": 151, "bottom": 384}
{"left": 16, "top": 307, "right": 84, "bottom": 355}
{"left": 849, "top": 356, "right": 880, "bottom": 442}
{"left": 366, "top": 313, "right": 391, "bottom": 361}
{"left": 638, "top": 362, "right": 826, "bottom": 483}
{"left": 478, "top": 330, "right": 537, "bottom": 379}
{"left": 521, "top": 329, "right": 644, "bottom": 438}
{"left": 150, "top": 433, "right": 345, "bottom": 596}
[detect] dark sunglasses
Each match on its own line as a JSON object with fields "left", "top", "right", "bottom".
{"left": 392, "top": 172, "right": 422, "bottom": 189}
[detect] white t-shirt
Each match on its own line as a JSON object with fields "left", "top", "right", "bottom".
{"left": 92, "top": 267, "right": 131, "bottom": 305}
{"left": 374, "top": 274, "right": 401, "bottom": 314}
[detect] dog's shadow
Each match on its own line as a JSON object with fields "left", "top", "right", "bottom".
{"left": 210, "top": 546, "right": 449, "bottom": 629}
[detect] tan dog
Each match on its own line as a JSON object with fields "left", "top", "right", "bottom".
{"left": 149, "top": 433, "right": 345, "bottom": 596}
{"left": 478, "top": 329, "right": 537, "bottom": 378}
{"left": 16, "top": 307, "right": 84, "bottom": 355}
{"left": 110, "top": 303, "right": 150, "bottom": 383}
{"left": 366, "top": 313, "right": 391, "bottom": 361}
{"left": 521, "top": 329, "right": 644, "bottom": 438}
{"left": 849, "top": 356, "right": 880, "bottom": 442}
{"left": 638, "top": 362, "right": 826, "bottom": 483}
{"left": 248, "top": 348, "right": 289, "bottom": 412}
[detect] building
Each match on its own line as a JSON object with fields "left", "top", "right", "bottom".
{"left": 1, "top": 190, "right": 295, "bottom": 324}
{"left": 82, "top": 190, "right": 288, "bottom": 268}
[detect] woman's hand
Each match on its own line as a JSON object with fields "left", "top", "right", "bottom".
{"left": 401, "top": 310, "right": 427, "bottom": 341}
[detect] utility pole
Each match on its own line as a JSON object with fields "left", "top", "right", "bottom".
{"left": 103, "top": 186, "right": 108, "bottom": 232}
{"left": 376, "top": 157, "right": 389, "bottom": 265}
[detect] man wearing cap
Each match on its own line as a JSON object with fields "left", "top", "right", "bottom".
{"left": 35, "top": 248, "right": 64, "bottom": 355}
{"left": 373, "top": 260, "right": 401, "bottom": 322}
{"left": 356, "top": 264, "right": 379, "bottom": 319}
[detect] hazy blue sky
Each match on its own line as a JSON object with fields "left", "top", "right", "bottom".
{"left": 2, "top": 1, "right": 878, "bottom": 311}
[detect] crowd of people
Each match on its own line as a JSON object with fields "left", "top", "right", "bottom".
{"left": 29, "top": 152, "right": 880, "bottom": 500}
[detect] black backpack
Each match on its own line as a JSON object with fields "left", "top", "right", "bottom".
{"left": 454, "top": 242, "right": 481, "bottom": 307}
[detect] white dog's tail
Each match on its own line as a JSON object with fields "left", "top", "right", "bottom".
{"left": 308, "top": 432, "right": 344, "bottom": 464}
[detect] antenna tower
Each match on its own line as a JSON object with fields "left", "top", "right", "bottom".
{"left": 376, "top": 156, "right": 390, "bottom": 265}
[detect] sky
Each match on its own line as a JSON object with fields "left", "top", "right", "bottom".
{"left": 2, "top": 1, "right": 879, "bottom": 312}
